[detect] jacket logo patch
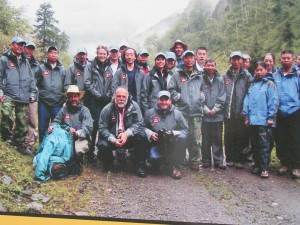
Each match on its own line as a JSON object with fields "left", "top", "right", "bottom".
{"left": 180, "top": 76, "right": 188, "bottom": 84}
{"left": 42, "top": 70, "right": 50, "bottom": 77}
{"left": 111, "top": 113, "right": 117, "bottom": 123}
{"left": 225, "top": 79, "right": 231, "bottom": 86}
{"left": 7, "top": 61, "right": 16, "bottom": 69}
{"left": 121, "top": 74, "right": 127, "bottom": 80}
{"left": 105, "top": 72, "right": 110, "bottom": 79}
{"left": 64, "top": 114, "right": 71, "bottom": 121}
{"left": 152, "top": 116, "right": 160, "bottom": 125}
{"left": 75, "top": 70, "right": 83, "bottom": 77}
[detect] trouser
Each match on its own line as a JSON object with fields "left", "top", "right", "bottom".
{"left": 0, "top": 99, "right": 28, "bottom": 146}
{"left": 38, "top": 101, "right": 62, "bottom": 143}
{"left": 149, "top": 132, "right": 187, "bottom": 168}
{"left": 185, "top": 116, "right": 202, "bottom": 165}
{"left": 275, "top": 110, "right": 300, "bottom": 169}
{"left": 24, "top": 101, "right": 38, "bottom": 148}
{"left": 250, "top": 125, "right": 273, "bottom": 171}
{"left": 201, "top": 121, "right": 224, "bottom": 166}
{"left": 224, "top": 117, "right": 249, "bottom": 164}
{"left": 97, "top": 131, "right": 147, "bottom": 169}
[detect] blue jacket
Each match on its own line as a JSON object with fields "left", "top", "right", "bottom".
{"left": 34, "top": 124, "right": 74, "bottom": 181}
{"left": 243, "top": 77, "right": 278, "bottom": 127}
{"left": 273, "top": 67, "right": 300, "bottom": 117}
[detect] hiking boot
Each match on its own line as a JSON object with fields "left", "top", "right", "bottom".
{"left": 190, "top": 164, "right": 200, "bottom": 171}
{"left": 136, "top": 167, "right": 147, "bottom": 178}
{"left": 202, "top": 162, "right": 211, "bottom": 168}
{"left": 19, "top": 146, "right": 33, "bottom": 155}
{"left": 261, "top": 171, "right": 269, "bottom": 179}
{"left": 235, "top": 163, "right": 244, "bottom": 169}
{"left": 278, "top": 166, "right": 288, "bottom": 175}
{"left": 215, "top": 164, "right": 227, "bottom": 170}
{"left": 251, "top": 167, "right": 260, "bottom": 174}
{"left": 291, "top": 169, "right": 300, "bottom": 179}
{"left": 51, "top": 163, "right": 67, "bottom": 179}
{"left": 226, "top": 162, "right": 234, "bottom": 167}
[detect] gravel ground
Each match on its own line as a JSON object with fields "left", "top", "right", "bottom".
{"left": 85, "top": 161, "right": 300, "bottom": 225}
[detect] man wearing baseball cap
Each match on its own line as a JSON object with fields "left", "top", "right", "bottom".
{"left": 136, "top": 50, "right": 150, "bottom": 75}
{"left": 108, "top": 45, "right": 122, "bottom": 76}
{"left": 23, "top": 41, "right": 40, "bottom": 152}
{"left": 144, "top": 90, "right": 188, "bottom": 179}
{"left": 0, "top": 37, "right": 37, "bottom": 154}
{"left": 168, "top": 50, "right": 205, "bottom": 171}
{"left": 223, "top": 51, "right": 252, "bottom": 169}
{"left": 65, "top": 47, "right": 90, "bottom": 92}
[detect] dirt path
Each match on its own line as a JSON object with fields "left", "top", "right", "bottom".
{"left": 83, "top": 162, "right": 300, "bottom": 225}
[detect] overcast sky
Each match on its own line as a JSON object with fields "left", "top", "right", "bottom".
{"left": 10, "top": 0, "right": 190, "bottom": 57}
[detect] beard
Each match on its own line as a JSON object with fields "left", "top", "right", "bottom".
{"left": 117, "top": 102, "right": 126, "bottom": 108}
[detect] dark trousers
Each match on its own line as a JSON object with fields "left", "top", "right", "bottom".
{"left": 224, "top": 117, "right": 249, "bottom": 164}
{"left": 97, "top": 131, "right": 147, "bottom": 168}
{"left": 149, "top": 133, "right": 187, "bottom": 168}
{"left": 250, "top": 126, "right": 273, "bottom": 171}
{"left": 201, "top": 121, "right": 224, "bottom": 166}
{"left": 275, "top": 110, "right": 300, "bottom": 169}
{"left": 38, "top": 101, "right": 62, "bottom": 143}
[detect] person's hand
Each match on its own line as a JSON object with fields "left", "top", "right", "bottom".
{"left": 267, "top": 120, "right": 273, "bottom": 127}
{"left": 244, "top": 119, "right": 249, "bottom": 127}
{"left": 117, "top": 132, "right": 128, "bottom": 147}
{"left": 208, "top": 110, "right": 216, "bottom": 116}
{"left": 114, "top": 139, "right": 123, "bottom": 148}
{"left": 69, "top": 127, "right": 76, "bottom": 133}
{"left": 48, "top": 126, "right": 53, "bottom": 133}
{"left": 0, "top": 96, "right": 5, "bottom": 102}
{"left": 150, "top": 132, "right": 159, "bottom": 142}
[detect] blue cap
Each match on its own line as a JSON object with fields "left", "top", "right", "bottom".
{"left": 230, "top": 51, "right": 243, "bottom": 58}
{"left": 155, "top": 52, "right": 166, "bottom": 59}
{"left": 11, "top": 37, "right": 26, "bottom": 45}
{"left": 109, "top": 45, "right": 119, "bottom": 52}
{"left": 76, "top": 47, "right": 87, "bottom": 54}
{"left": 25, "top": 41, "right": 36, "bottom": 49}
{"left": 138, "top": 49, "right": 149, "bottom": 56}
{"left": 165, "top": 51, "right": 176, "bottom": 60}
{"left": 157, "top": 90, "right": 171, "bottom": 99}
{"left": 182, "top": 50, "right": 195, "bottom": 58}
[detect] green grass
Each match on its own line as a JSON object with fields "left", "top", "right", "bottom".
{"left": 0, "top": 140, "right": 106, "bottom": 215}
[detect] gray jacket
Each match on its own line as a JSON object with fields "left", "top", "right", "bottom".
{"left": 167, "top": 69, "right": 205, "bottom": 117}
{"left": 37, "top": 60, "right": 66, "bottom": 106}
{"left": 112, "top": 64, "right": 147, "bottom": 114}
{"left": 143, "top": 67, "right": 168, "bottom": 111}
{"left": 99, "top": 99, "right": 143, "bottom": 144}
{"left": 0, "top": 50, "right": 37, "bottom": 103}
{"left": 65, "top": 57, "right": 90, "bottom": 91}
{"left": 201, "top": 70, "right": 226, "bottom": 122}
{"left": 83, "top": 58, "right": 113, "bottom": 101}
{"left": 54, "top": 101, "right": 93, "bottom": 139}
{"left": 144, "top": 104, "right": 188, "bottom": 141}
{"left": 223, "top": 68, "right": 253, "bottom": 118}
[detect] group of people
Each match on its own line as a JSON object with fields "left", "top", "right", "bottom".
{"left": 1, "top": 37, "right": 300, "bottom": 180}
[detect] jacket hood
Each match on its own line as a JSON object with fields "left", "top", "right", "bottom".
{"left": 66, "top": 101, "right": 83, "bottom": 113}
{"left": 44, "top": 59, "right": 63, "bottom": 69}
{"left": 3, "top": 50, "right": 27, "bottom": 62}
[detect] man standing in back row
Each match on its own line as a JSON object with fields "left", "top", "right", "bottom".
{"left": 0, "top": 37, "right": 37, "bottom": 154}
{"left": 168, "top": 50, "right": 205, "bottom": 171}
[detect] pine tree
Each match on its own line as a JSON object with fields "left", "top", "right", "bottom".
{"left": 34, "top": 3, "right": 69, "bottom": 54}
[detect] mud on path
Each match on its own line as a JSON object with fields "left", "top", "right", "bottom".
{"left": 84, "top": 163, "right": 300, "bottom": 225}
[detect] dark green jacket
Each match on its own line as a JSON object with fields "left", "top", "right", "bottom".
{"left": 0, "top": 50, "right": 37, "bottom": 103}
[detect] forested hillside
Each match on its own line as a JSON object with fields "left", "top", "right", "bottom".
{"left": 146, "top": 0, "right": 300, "bottom": 63}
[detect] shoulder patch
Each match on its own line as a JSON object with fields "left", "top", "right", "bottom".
{"left": 7, "top": 61, "right": 16, "bottom": 69}
{"left": 225, "top": 79, "right": 231, "bottom": 86}
{"left": 105, "top": 71, "right": 111, "bottom": 80}
{"left": 75, "top": 70, "right": 83, "bottom": 77}
{"left": 152, "top": 116, "right": 161, "bottom": 126}
{"left": 121, "top": 73, "right": 127, "bottom": 80}
{"left": 42, "top": 70, "right": 50, "bottom": 77}
{"left": 111, "top": 112, "right": 117, "bottom": 123}
{"left": 180, "top": 76, "right": 188, "bottom": 84}
{"left": 64, "top": 113, "right": 71, "bottom": 121}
